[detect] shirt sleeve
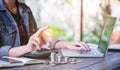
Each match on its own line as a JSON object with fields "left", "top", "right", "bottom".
{"left": 49, "top": 39, "right": 60, "bottom": 49}
{"left": 0, "top": 45, "right": 11, "bottom": 57}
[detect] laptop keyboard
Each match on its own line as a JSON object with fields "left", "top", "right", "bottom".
{"left": 79, "top": 49, "right": 97, "bottom": 55}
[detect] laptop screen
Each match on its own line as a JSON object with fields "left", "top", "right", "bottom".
{"left": 98, "top": 17, "right": 116, "bottom": 54}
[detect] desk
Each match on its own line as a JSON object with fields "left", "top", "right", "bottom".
{"left": 0, "top": 51, "right": 120, "bottom": 70}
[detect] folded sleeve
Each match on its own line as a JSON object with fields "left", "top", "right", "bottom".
{"left": 0, "top": 45, "right": 12, "bottom": 57}
{"left": 49, "top": 39, "right": 60, "bottom": 49}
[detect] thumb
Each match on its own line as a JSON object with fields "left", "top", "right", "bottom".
{"left": 41, "top": 45, "right": 50, "bottom": 50}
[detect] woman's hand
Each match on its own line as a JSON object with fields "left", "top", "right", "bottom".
{"left": 55, "top": 41, "right": 90, "bottom": 51}
{"left": 8, "top": 26, "right": 50, "bottom": 57}
{"left": 64, "top": 41, "right": 90, "bottom": 51}
{"left": 26, "top": 26, "right": 49, "bottom": 52}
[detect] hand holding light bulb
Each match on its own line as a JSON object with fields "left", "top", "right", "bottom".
{"left": 39, "top": 27, "right": 54, "bottom": 46}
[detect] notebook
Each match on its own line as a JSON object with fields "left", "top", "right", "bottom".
{"left": 108, "top": 18, "right": 120, "bottom": 50}
{"left": 109, "top": 44, "right": 120, "bottom": 50}
{"left": 0, "top": 56, "right": 47, "bottom": 68}
{"left": 61, "top": 16, "right": 116, "bottom": 57}
{"left": 2, "top": 56, "right": 47, "bottom": 65}
{"left": 0, "top": 57, "right": 23, "bottom": 68}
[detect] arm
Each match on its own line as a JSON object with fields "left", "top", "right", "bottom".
{"left": 39, "top": 27, "right": 90, "bottom": 51}
{"left": 8, "top": 45, "right": 30, "bottom": 57}
{"left": 8, "top": 35, "right": 41, "bottom": 57}
{"left": 0, "top": 26, "right": 49, "bottom": 57}
{"left": 54, "top": 41, "right": 90, "bottom": 51}
{"left": 8, "top": 26, "right": 49, "bottom": 57}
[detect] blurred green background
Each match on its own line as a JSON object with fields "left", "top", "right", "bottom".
{"left": 19, "top": 0, "right": 120, "bottom": 44}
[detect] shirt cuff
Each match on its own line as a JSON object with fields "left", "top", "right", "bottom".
{"left": 49, "top": 39, "right": 60, "bottom": 49}
{"left": 0, "top": 45, "right": 11, "bottom": 57}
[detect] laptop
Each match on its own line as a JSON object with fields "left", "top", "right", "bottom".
{"left": 61, "top": 16, "right": 116, "bottom": 57}
{"left": 0, "top": 58, "right": 23, "bottom": 68}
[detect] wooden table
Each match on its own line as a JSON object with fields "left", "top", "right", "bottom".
{"left": 0, "top": 51, "right": 120, "bottom": 70}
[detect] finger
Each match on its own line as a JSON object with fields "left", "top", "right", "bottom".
{"left": 32, "top": 36, "right": 41, "bottom": 45}
{"left": 80, "top": 44, "right": 89, "bottom": 51}
{"left": 80, "top": 42, "right": 90, "bottom": 51}
{"left": 31, "top": 39, "right": 41, "bottom": 50}
{"left": 33, "top": 46, "right": 38, "bottom": 51}
{"left": 68, "top": 46, "right": 82, "bottom": 50}
{"left": 34, "top": 26, "right": 49, "bottom": 36}
{"left": 41, "top": 45, "right": 50, "bottom": 50}
{"left": 75, "top": 42, "right": 90, "bottom": 51}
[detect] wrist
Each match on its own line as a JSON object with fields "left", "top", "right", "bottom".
{"left": 49, "top": 39, "right": 60, "bottom": 49}
{"left": 55, "top": 41, "right": 69, "bottom": 49}
{"left": 24, "top": 45, "right": 32, "bottom": 53}
{"left": 61, "top": 41, "right": 69, "bottom": 48}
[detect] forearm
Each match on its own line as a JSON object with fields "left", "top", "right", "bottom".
{"left": 9, "top": 45, "right": 31, "bottom": 57}
{"left": 54, "top": 41, "right": 68, "bottom": 49}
